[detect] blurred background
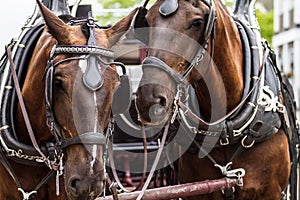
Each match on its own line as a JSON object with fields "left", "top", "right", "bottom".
{"left": 0, "top": 0, "right": 273, "bottom": 55}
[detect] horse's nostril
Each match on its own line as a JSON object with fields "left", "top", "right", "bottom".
{"left": 67, "top": 176, "right": 104, "bottom": 199}
{"left": 69, "top": 178, "right": 80, "bottom": 196}
{"left": 152, "top": 94, "right": 167, "bottom": 106}
{"left": 158, "top": 96, "right": 167, "bottom": 107}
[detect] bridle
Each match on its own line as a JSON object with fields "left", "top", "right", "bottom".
{"left": 135, "top": 0, "right": 271, "bottom": 144}
{"left": 44, "top": 12, "right": 118, "bottom": 171}
{"left": 3, "top": 12, "right": 126, "bottom": 199}
{"left": 134, "top": 0, "right": 217, "bottom": 120}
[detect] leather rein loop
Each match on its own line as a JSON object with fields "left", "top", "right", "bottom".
{"left": 107, "top": 125, "right": 148, "bottom": 194}
{"left": 6, "top": 45, "right": 49, "bottom": 166}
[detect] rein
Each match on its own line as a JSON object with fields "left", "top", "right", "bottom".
{"left": 136, "top": 124, "right": 170, "bottom": 200}
{"left": 6, "top": 45, "right": 49, "bottom": 164}
{"left": 5, "top": 45, "right": 57, "bottom": 200}
{"left": 107, "top": 124, "right": 148, "bottom": 193}
{"left": 106, "top": 123, "right": 170, "bottom": 200}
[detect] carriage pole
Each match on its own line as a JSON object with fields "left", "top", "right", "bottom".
{"left": 96, "top": 178, "right": 237, "bottom": 200}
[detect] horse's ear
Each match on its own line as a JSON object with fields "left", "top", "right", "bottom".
{"left": 36, "top": 0, "right": 72, "bottom": 44}
{"left": 105, "top": 7, "right": 139, "bottom": 47}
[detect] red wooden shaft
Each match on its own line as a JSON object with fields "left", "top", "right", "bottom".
{"left": 96, "top": 178, "right": 237, "bottom": 200}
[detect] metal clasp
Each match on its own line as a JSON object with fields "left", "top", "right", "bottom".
{"left": 56, "top": 154, "right": 64, "bottom": 196}
{"left": 18, "top": 188, "right": 37, "bottom": 200}
{"left": 226, "top": 168, "right": 245, "bottom": 187}
{"left": 171, "top": 85, "right": 184, "bottom": 124}
{"left": 215, "top": 162, "right": 245, "bottom": 187}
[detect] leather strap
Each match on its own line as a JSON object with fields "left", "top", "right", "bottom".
{"left": 61, "top": 132, "right": 106, "bottom": 148}
{"left": 142, "top": 0, "right": 150, "bottom": 8}
{"left": 6, "top": 45, "right": 49, "bottom": 166}
{"left": 1, "top": 46, "right": 57, "bottom": 194}
{"left": 177, "top": 47, "right": 270, "bottom": 129}
{"left": 107, "top": 126, "right": 148, "bottom": 193}
{"left": 0, "top": 147, "right": 22, "bottom": 188}
{"left": 142, "top": 56, "right": 183, "bottom": 83}
{"left": 136, "top": 124, "right": 169, "bottom": 200}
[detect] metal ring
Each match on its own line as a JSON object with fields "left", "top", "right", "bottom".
{"left": 241, "top": 135, "right": 255, "bottom": 148}
{"left": 220, "top": 137, "right": 229, "bottom": 146}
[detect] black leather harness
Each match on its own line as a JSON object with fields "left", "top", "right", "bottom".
{"left": 181, "top": 19, "right": 283, "bottom": 149}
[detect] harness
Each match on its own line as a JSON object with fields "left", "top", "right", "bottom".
{"left": 180, "top": 21, "right": 283, "bottom": 148}
{"left": 0, "top": 11, "right": 130, "bottom": 199}
{"left": 133, "top": 0, "right": 300, "bottom": 199}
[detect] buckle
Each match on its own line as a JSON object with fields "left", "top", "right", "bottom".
{"left": 220, "top": 137, "right": 229, "bottom": 146}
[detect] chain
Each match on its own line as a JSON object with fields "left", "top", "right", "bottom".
{"left": 179, "top": 109, "right": 221, "bottom": 137}
{"left": 194, "top": 128, "right": 220, "bottom": 136}
{"left": 6, "top": 149, "right": 44, "bottom": 163}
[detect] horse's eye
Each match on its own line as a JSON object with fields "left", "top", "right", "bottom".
{"left": 53, "top": 77, "right": 63, "bottom": 88}
{"left": 191, "top": 19, "right": 203, "bottom": 28}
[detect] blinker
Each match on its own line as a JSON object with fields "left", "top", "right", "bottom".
{"left": 83, "top": 55, "right": 104, "bottom": 91}
{"left": 159, "top": 0, "right": 179, "bottom": 17}
{"left": 82, "top": 11, "right": 104, "bottom": 91}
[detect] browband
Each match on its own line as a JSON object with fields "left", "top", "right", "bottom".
{"left": 52, "top": 45, "right": 115, "bottom": 58}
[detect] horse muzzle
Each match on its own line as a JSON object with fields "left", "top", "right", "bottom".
{"left": 64, "top": 142, "right": 106, "bottom": 200}
{"left": 67, "top": 174, "right": 105, "bottom": 200}
{"left": 136, "top": 57, "right": 179, "bottom": 126}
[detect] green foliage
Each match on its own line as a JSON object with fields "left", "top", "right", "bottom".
{"left": 99, "top": 0, "right": 143, "bottom": 8}
{"left": 225, "top": 1, "right": 234, "bottom": 7}
{"left": 96, "top": 0, "right": 274, "bottom": 45}
{"left": 96, "top": 0, "right": 155, "bottom": 26}
{"left": 256, "top": 10, "right": 274, "bottom": 45}
{"left": 96, "top": 13, "right": 117, "bottom": 26}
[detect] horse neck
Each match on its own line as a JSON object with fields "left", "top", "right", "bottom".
{"left": 15, "top": 36, "right": 54, "bottom": 144}
{"left": 194, "top": 1, "right": 244, "bottom": 120}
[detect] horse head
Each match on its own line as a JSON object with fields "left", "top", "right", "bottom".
{"left": 15, "top": 1, "right": 137, "bottom": 199}
{"left": 135, "top": 0, "right": 243, "bottom": 126}
{"left": 133, "top": 1, "right": 294, "bottom": 200}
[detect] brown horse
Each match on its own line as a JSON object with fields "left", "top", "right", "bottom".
{"left": 0, "top": 1, "right": 137, "bottom": 199}
{"left": 135, "top": 0, "right": 296, "bottom": 199}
